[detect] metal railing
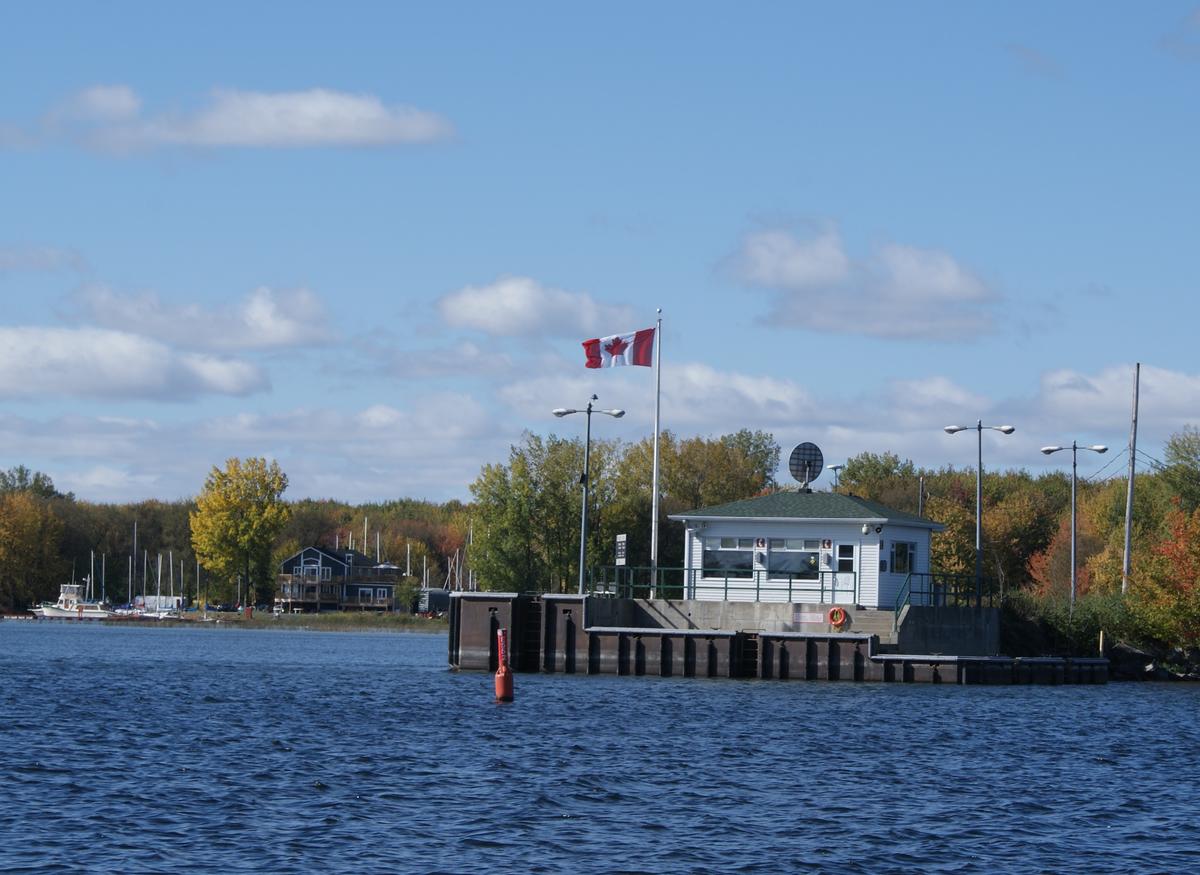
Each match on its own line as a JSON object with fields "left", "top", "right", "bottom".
{"left": 589, "top": 566, "right": 857, "bottom": 604}
{"left": 893, "top": 571, "right": 996, "bottom": 630}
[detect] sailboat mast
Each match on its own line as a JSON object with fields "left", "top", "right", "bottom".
{"left": 1122, "top": 362, "right": 1140, "bottom": 595}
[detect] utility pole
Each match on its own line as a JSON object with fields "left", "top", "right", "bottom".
{"left": 1122, "top": 363, "right": 1140, "bottom": 595}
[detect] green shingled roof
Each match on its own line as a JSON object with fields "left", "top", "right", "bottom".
{"left": 670, "top": 491, "right": 940, "bottom": 528}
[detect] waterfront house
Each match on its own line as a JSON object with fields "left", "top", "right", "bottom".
{"left": 668, "top": 491, "right": 943, "bottom": 608}
{"left": 276, "top": 546, "right": 398, "bottom": 612}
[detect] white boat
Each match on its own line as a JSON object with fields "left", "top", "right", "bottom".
{"left": 31, "top": 583, "right": 113, "bottom": 620}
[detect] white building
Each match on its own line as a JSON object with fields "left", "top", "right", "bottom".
{"left": 669, "top": 491, "right": 943, "bottom": 609}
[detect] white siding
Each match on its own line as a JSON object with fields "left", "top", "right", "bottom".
{"left": 683, "top": 520, "right": 871, "bottom": 606}
{"left": 678, "top": 519, "right": 933, "bottom": 608}
{"left": 876, "top": 525, "right": 933, "bottom": 608}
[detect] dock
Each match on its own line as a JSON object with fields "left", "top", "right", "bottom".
{"left": 448, "top": 592, "right": 1108, "bottom": 685}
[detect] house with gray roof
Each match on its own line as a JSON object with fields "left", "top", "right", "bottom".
{"left": 276, "top": 545, "right": 399, "bottom": 612}
{"left": 669, "top": 491, "right": 943, "bottom": 609}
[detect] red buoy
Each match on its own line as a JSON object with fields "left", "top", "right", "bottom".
{"left": 495, "top": 627, "right": 514, "bottom": 702}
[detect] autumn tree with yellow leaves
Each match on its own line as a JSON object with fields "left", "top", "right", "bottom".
{"left": 190, "top": 458, "right": 291, "bottom": 606}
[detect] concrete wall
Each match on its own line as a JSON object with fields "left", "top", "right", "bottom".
{"left": 448, "top": 595, "right": 1104, "bottom": 683}
{"left": 897, "top": 606, "right": 1000, "bottom": 656}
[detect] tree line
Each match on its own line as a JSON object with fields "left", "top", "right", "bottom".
{"left": 5, "top": 423, "right": 1199, "bottom": 652}
{"left": 0, "top": 462, "right": 468, "bottom": 613}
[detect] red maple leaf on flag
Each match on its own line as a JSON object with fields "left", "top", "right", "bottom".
{"left": 604, "top": 336, "right": 629, "bottom": 357}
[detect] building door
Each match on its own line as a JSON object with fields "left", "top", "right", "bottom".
{"left": 835, "top": 544, "right": 856, "bottom": 604}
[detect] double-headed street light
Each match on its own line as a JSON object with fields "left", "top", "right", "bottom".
{"left": 554, "top": 395, "right": 625, "bottom": 594}
{"left": 1041, "top": 440, "right": 1107, "bottom": 616}
{"left": 944, "top": 420, "right": 1015, "bottom": 600}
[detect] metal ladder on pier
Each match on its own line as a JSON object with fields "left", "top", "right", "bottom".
{"left": 739, "top": 633, "right": 760, "bottom": 678}
{"left": 518, "top": 597, "right": 543, "bottom": 672}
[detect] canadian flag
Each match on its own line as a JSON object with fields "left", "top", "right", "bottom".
{"left": 582, "top": 327, "right": 656, "bottom": 368}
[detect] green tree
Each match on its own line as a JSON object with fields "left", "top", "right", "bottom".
{"left": 190, "top": 458, "right": 291, "bottom": 605}
{"left": 0, "top": 465, "right": 68, "bottom": 499}
{"left": 471, "top": 451, "right": 543, "bottom": 592}
{"left": 1162, "top": 426, "right": 1200, "bottom": 512}
{"left": 838, "top": 452, "right": 920, "bottom": 512}
{"left": 0, "top": 491, "right": 65, "bottom": 611}
{"left": 721, "top": 429, "right": 781, "bottom": 491}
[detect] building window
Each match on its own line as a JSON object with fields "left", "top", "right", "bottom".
{"left": 891, "top": 542, "right": 916, "bottom": 575}
{"left": 837, "top": 544, "right": 855, "bottom": 573}
{"left": 767, "top": 538, "right": 821, "bottom": 580}
{"left": 376, "top": 588, "right": 387, "bottom": 600}
{"left": 702, "top": 537, "right": 754, "bottom": 578}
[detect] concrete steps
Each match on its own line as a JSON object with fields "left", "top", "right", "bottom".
{"left": 842, "top": 608, "right": 899, "bottom": 644}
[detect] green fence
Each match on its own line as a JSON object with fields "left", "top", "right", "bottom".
{"left": 893, "top": 571, "right": 997, "bottom": 630}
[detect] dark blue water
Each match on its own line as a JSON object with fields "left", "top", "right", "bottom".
{"left": 2, "top": 624, "right": 1198, "bottom": 874}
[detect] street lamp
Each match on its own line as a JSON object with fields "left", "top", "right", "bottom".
{"left": 554, "top": 395, "right": 625, "bottom": 594}
{"left": 944, "top": 420, "right": 1015, "bottom": 601}
{"left": 1041, "top": 441, "right": 1107, "bottom": 616}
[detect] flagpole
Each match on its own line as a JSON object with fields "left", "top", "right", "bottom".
{"left": 650, "top": 308, "right": 662, "bottom": 595}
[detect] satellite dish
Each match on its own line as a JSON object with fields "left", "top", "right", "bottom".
{"left": 788, "top": 442, "right": 824, "bottom": 489}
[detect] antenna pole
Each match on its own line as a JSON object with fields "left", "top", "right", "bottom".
{"left": 1122, "top": 362, "right": 1140, "bottom": 594}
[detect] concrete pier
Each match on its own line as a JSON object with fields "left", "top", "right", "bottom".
{"left": 448, "top": 592, "right": 1108, "bottom": 685}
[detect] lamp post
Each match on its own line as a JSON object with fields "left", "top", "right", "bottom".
{"left": 1041, "top": 440, "right": 1107, "bottom": 616}
{"left": 554, "top": 395, "right": 625, "bottom": 594}
{"left": 944, "top": 420, "right": 1015, "bottom": 601}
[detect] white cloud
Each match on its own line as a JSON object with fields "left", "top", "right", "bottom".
{"left": 498, "top": 360, "right": 817, "bottom": 433}
{"left": 438, "top": 275, "right": 637, "bottom": 338}
{"left": 0, "top": 327, "right": 267, "bottom": 400}
{"left": 3, "top": 360, "right": 1196, "bottom": 504}
{"left": 738, "top": 228, "right": 850, "bottom": 288}
{"left": 0, "top": 245, "right": 86, "bottom": 273}
{"left": 1033, "top": 364, "right": 1200, "bottom": 433}
{"left": 497, "top": 361, "right": 1200, "bottom": 488}
{"left": 380, "top": 340, "right": 513, "bottom": 380}
{"left": 734, "top": 227, "right": 998, "bottom": 340}
{"left": 72, "top": 285, "right": 332, "bottom": 351}
{"left": 54, "top": 85, "right": 141, "bottom": 122}
{"left": 883, "top": 376, "right": 989, "bottom": 430}
{"left": 0, "top": 391, "right": 507, "bottom": 503}
{"left": 21, "top": 85, "right": 454, "bottom": 152}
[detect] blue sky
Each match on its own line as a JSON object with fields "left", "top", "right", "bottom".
{"left": 1, "top": 2, "right": 1198, "bottom": 502}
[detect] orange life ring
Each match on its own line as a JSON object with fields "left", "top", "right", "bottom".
{"left": 828, "top": 606, "right": 847, "bottom": 628}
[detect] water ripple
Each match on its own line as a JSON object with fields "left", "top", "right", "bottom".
{"left": 2, "top": 624, "right": 1199, "bottom": 873}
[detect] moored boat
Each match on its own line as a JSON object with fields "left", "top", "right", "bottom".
{"left": 30, "top": 583, "right": 113, "bottom": 621}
